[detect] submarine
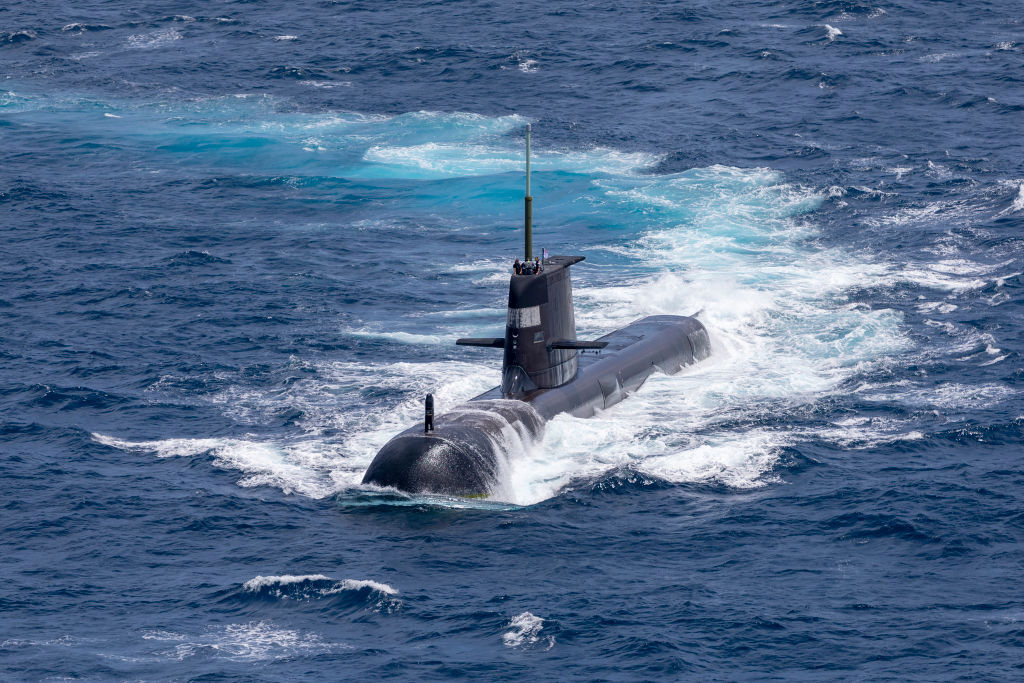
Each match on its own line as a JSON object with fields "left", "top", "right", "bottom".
{"left": 362, "top": 125, "right": 711, "bottom": 497}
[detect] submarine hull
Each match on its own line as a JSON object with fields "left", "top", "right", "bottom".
{"left": 362, "top": 315, "right": 710, "bottom": 496}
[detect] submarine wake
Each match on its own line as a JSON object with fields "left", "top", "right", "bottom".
{"left": 87, "top": 110, "right": 910, "bottom": 507}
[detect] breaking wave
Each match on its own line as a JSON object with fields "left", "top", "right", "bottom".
{"left": 241, "top": 574, "right": 398, "bottom": 598}
{"left": 503, "top": 612, "right": 554, "bottom": 650}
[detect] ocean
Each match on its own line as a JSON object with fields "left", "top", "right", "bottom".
{"left": 2, "top": 0, "right": 1022, "bottom": 678}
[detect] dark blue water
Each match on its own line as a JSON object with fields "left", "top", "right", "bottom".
{"left": 2, "top": 1, "right": 1023, "bottom": 678}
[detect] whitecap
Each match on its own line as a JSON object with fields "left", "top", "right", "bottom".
{"left": 813, "top": 417, "right": 925, "bottom": 449}
{"left": 301, "top": 136, "right": 326, "bottom": 151}
{"left": 915, "top": 301, "right": 958, "bottom": 314}
{"left": 888, "top": 166, "right": 913, "bottom": 179}
{"left": 503, "top": 612, "right": 553, "bottom": 649}
{"left": 242, "top": 574, "right": 332, "bottom": 591}
{"left": 127, "top": 28, "right": 182, "bottom": 49}
{"left": 243, "top": 574, "right": 398, "bottom": 596}
{"left": 329, "top": 579, "right": 399, "bottom": 596}
{"left": 299, "top": 80, "right": 352, "bottom": 89}
{"left": 638, "top": 431, "right": 786, "bottom": 489}
{"left": 861, "top": 382, "right": 1014, "bottom": 411}
{"left": 996, "top": 183, "right": 1024, "bottom": 217}
{"left": 1, "top": 635, "right": 80, "bottom": 648}
{"left": 891, "top": 258, "right": 1004, "bottom": 292}
{"left": 920, "top": 52, "right": 958, "bottom": 63}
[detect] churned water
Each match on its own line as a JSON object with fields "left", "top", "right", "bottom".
{"left": 2, "top": 0, "right": 1022, "bottom": 679}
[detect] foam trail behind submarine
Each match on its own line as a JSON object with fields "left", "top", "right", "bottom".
{"left": 362, "top": 126, "right": 710, "bottom": 497}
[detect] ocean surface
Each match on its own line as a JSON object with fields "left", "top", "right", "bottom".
{"left": 2, "top": 0, "right": 1022, "bottom": 679}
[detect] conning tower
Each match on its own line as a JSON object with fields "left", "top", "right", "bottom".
{"left": 456, "top": 124, "right": 604, "bottom": 398}
{"left": 502, "top": 255, "right": 585, "bottom": 396}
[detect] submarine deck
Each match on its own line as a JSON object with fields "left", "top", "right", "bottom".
{"left": 471, "top": 314, "right": 708, "bottom": 420}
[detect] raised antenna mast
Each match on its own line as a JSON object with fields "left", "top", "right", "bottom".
{"left": 524, "top": 123, "right": 533, "bottom": 261}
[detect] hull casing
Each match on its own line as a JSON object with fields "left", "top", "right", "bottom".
{"left": 362, "top": 314, "right": 710, "bottom": 496}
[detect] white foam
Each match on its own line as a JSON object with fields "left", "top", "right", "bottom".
{"left": 243, "top": 574, "right": 331, "bottom": 591}
{"left": 916, "top": 301, "right": 958, "bottom": 314}
{"left": 127, "top": 28, "right": 182, "bottom": 49}
{"left": 301, "top": 136, "right": 325, "bottom": 151}
{"left": 869, "top": 200, "right": 961, "bottom": 229}
{"left": 93, "top": 433, "right": 343, "bottom": 497}
{"left": 824, "top": 25, "right": 843, "bottom": 41}
{"left": 363, "top": 142, "right": 657, "bottom": 179}
{"left": 300, "top": 80, "right": 352, "bottom": 89}
{"left": 920, "top": 52, "right": 959, "bottom": 63}
{"left": 996, "top": 183, "right": 1024, "bottom": 217}
{"left": 144, "top": 621, "right": 347, "bottom": 662}
{"left": 504, "top": 167, "right": 911, "bottom": 498}
{"left": 331, "top": 579, "right": 399, "bottom": 596}
{"left": 896, "top": 263, "right": 989, "bottom": 292}
{"left": 639, "top": 431, "right": 785, "bottom": 489}
{"left": 861, "top": 381, "right": 1014, "bottom": 411}
{"left": 813, "top": 418, "right": 925, "bottom": 449}
{"left": 93, "top": 433, "right": 229, "bottom": 458}
{"left": 348, "top": 327, "right": 445, "bottom": 345}
{"left": 95, "top": 358, "right": 502, "bottom": 499}
{"left": 274, "top": 35, "right": 298, "bottom": 41}
{"left": 1, "top": 635, "right": 79, "bottom": 648}
{"left": 856, "top": 253, "right": 1012, "bottom": 293}
{"left": 503, "top": 612, "right": 553, "bottom": 649}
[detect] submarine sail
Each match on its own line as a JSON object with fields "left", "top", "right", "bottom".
{"left": 362, "top": 126, "right": 711, "bottom": 497}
